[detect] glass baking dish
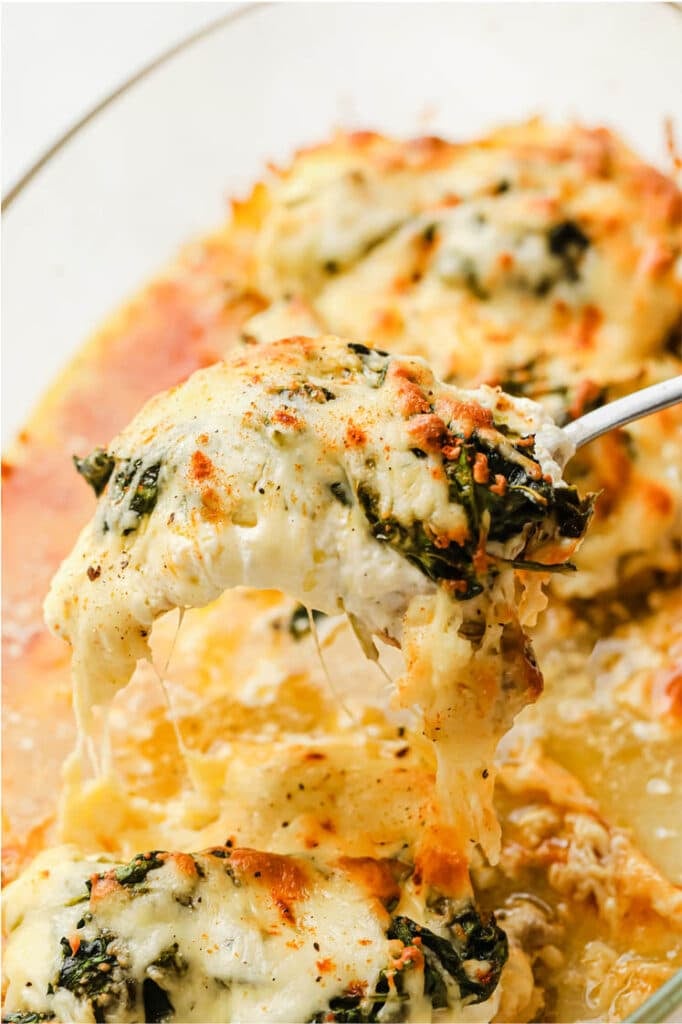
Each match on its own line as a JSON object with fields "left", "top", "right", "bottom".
{"left": 3, "top": 5, "right": 681, "bottom": 1020}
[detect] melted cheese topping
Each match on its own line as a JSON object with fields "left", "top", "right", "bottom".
{"left": 45, "top": 335, "right": 589, "bottom": 863}
{"left": 2, "top": 846, "right": 502, "bottom": 1024}
{"left": 257, "top": 125, "right": 681, "bottom": 382}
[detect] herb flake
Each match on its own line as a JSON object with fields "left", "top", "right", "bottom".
{"left": 73, "top": 449, "right": 115, "bottom": 497}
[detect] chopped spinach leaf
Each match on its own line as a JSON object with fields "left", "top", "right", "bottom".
{"left": 347, "top": 342, "right": 389, "bottom": 358}
{"left": 110, "top": 458, "right": 140, "bottom": 501}
{"left": 421, "top": 223, "right": 438, "bottom": 245}
{"left": 105, "top": 458, "right": 163, "bottom": 534}
{"left": 310, "top": 973, "right": 397, "bottom": 1023}
{"left": 462, "top": 440, "right": 594, "bottom": 546}
{"left": 128, "top": 463, "right": 161, "bottom": 517}
{"left": 142, "top": 978, "right": 174, "bottom": 1023}
{"left": 362, "top": 221, "right": 407, "bottom": 258}
{"left": 112, "top": 851, "right": 165, "bottom": 887}
{"left": 443, "top": 447, "right": 479, "bottom": 531}
{"left": 357, "top": 424, "right": 592, "bottom": 597}
{"left": 348, "top": 343, "right": 390, "bottom": 388}
{"left": 330, "top": 480, "right": 353, "bottom": 506}
{"left": 313, "top": 995, "right": 364, "bottom": 1023}
{"left": 439, "top": 252, "right": 489, "bottom": 300}
{"left": 357, "top": 483, "right": 483, "bottom": 600}
{"left": 288, "top": 604, "right": 327, "bottom": 640}
{"left": 2, "top": 1015, "right": 55, "bottom": 1024}
{"left": 276, "top": 383, "right": 336, "bottom": 403}
{"left": 460, "top": 257, "right": 490, "bottom": 300}
{"left": 547, "top": 220, "right": 590, "bottom": 282}
{"left": 552, "top": 486, "right": 596, "bottom": 539}
{"left": 423, "top": 951, "right": 449, "bottom": 1009}
{"left": 313, "top": 904, "right": 507, "bottom": 1020}
{"left": 57, "top": 934, "right": 118, "bottom": 1000}
{"left": 323, "top": 219, "right": 407, "bottom": 273}
{"left": 73, "top": 449, "right": 115, "bottom": 497}
{"left": 149, "top": 944, "right": 187, "bottom": 978}
{"left": 389, "top": 903, "right": 508, "bottom": 1004}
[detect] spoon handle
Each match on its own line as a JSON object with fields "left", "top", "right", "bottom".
{"left": 563, "top": 375, "right": 682, "bottom": 450}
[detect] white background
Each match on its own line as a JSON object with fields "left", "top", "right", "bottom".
{"left": 2, "top": 2, "right": 239, "bottom": 194}
{"left": 3, "top": 2, "right": 681, "bottom": 442}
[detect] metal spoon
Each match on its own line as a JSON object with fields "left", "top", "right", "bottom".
{"left": 563, "top": 374, "right": 682, "bottom": 450}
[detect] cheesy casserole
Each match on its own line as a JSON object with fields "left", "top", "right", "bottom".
{"left": 2, "top": 120, "right": 681, "bottom": 1023}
